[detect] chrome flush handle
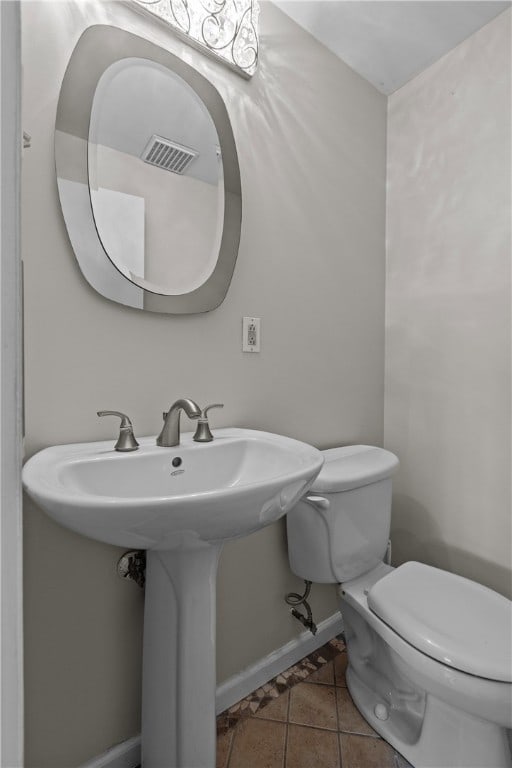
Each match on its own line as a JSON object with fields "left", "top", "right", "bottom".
{"left": 97, "top": 410, "right": 139, "bottom": 452}
{"left": 303, "top": 495, "right": 330, "bottom": 512}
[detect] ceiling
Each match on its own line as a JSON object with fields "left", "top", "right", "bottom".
{"left": 273, "top": 1, "right": 510, "bottom": 94}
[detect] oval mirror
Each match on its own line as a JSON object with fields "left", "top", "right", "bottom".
{"left": 55, "top": 26, "right": 242, "bottom": 314}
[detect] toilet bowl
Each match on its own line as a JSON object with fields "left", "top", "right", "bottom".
{"left": 286, "top": 446, "right": 512, "bottom": 768}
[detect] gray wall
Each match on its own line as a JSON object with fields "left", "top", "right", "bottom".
{"left": 22, "top": 2, "right": 387, "bottom": 765}
{"left": 385, "top": 9, "right": 511, "bottom": 597}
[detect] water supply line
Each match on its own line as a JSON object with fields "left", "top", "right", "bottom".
{"left": 285, "top": 580, "right": 317, "bottom": 635}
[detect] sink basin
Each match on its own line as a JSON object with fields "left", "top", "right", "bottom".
{"left": 22, "top": 427, "right": 323, "bottom": 550}
{"left": 22, "top": 426, "right": 323, "bottom": 768}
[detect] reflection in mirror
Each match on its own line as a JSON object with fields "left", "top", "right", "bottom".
{"left": 88, "top": 58, "right": 224, "bottom": 296}
{"left": 55, "top": 25, "right": 241, "bottom": 314}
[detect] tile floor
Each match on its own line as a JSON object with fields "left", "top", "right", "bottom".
{"left": 217, "top": 646, "right": 412, "bottom": 768}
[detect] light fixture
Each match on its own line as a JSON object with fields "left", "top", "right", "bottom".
{"left": 132, "top": 0, "right": 259, "bottom": 77}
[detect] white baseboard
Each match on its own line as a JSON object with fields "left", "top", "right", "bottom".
{"left": 80, "top": 611, "right": 342, "bottom": 768}
{"left": 80, "top": 735, "right": 141, "bottom": 768}
{"left": 216, "top": 611, "right": 343, "bottom": 714}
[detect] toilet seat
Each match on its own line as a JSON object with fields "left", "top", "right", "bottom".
{"left": 367, "top": 561, "right": 512, "bottom": 682}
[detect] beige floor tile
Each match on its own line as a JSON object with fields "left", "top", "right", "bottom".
{"left": 289, "top": 682, "right": 337, "bottom": 731}
{"left": 217, "top": 729, "right": 234, "bottom": 768}
{"left": 255, "top": 691, "right": 290, "bottom": 722}
{"left": 305, "top": 661, "right": 335, "bottom": 685}
{"left": 228, "top": 717, "right": 286, "bottom": 768}
{"left": 334, "top": 653, "right": 348, "bottom": 686}
{"left": 336, "top": 688, "right": 378, "bottom": 736}
{"left": 339, "top": 733, "right": 395, "bottom": 768}
{"left": 286, "top": 724, "right": 340, "bottom": 768}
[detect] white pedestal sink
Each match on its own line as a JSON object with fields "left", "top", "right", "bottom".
{"left": 23, "top": 428, "right": 323, "bottom": 767}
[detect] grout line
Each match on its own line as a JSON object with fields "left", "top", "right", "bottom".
{"left": 254, "top": 715, "right": 289, "bottom": 725}
{"left": 282, "top": 721, "right": 288, "bottom": 768}
{"left": 259, "top": 717, "right": 381, "bottom": 739}
{"left": 334, "top": 670, "right": 342, "bottom": 768}
{"left": 283, "top": 688, "right": 292, "bottom": 767}
{"left": 334, "top": 651, "right": 346, "bottom": 688}
{"left": 224, "top": 723, "right": 236, "bottom": 768}
{"left": 286, "top": 719, "right": 339, "bottom": 734}
{"left": 303, "top": 675, "right": 335, "bottom": 687}
{"left": 255, "top": 715, "right": 289, "bottom": 725}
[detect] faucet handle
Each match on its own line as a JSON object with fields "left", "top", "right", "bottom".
{"left": 203, "top": 403, "right": 224, "bottom": 418}
{"left": 97, "top": 411, "right": 139, "bottom": 452}
{"left": 193, "top": 404, "right": 224, "bottom": 443}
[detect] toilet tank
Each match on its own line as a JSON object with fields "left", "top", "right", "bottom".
{"left": 286, "top": 446, "right": 399, "bottom": 584}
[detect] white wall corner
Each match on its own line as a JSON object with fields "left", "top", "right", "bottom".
{"left": 0, "top": 2, "right": 24, "bottom": 767}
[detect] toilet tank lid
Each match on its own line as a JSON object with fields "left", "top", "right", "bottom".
{"left": 368, "top": 562, "right": 512, "bottom": 682}
{"left": 311, "top": 446, "right": 399, "bottom": 493}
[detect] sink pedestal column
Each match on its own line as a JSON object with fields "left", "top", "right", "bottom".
{"left": 142, "top": 540, "right": 223, "bottom": 768}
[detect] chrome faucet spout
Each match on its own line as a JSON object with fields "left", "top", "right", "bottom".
{"left": 156, "top": 398, "right": 201, "bottom": 447}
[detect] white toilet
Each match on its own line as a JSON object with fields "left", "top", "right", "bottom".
{"left": 286, "top": 445, "right": 512, "bottom": 768}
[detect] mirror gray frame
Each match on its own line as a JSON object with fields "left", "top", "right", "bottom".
{"left": 55, "top": 25, "right": 242, "bottom": 314}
